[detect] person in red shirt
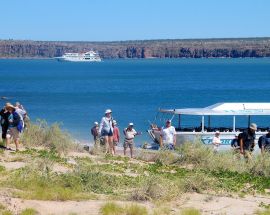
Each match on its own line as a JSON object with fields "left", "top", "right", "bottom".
{"left": 112, "top": 120, "right": 120, "bottom": 155}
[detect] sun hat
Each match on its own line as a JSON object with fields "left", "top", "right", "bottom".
{"left": 105, "top": 109, "right": 112, "bottom": 114}
{"left": 128, "top": 122, "right": 134, "bottom": 126}
{"left": 94, "top": 122, "right": 98, "bottom": 125}
{"left": 215, "top": 130, "right": 220, "bottom": 134}
{"left": 113, "top": 120, "right": 117, "bottom": 125}
{"left": 166, "top": 119, "right": 171, "bottom": 123}
{"left": 249, "top": 123, "right": 257, "bottom": 131}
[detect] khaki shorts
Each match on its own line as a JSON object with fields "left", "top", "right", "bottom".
{"left": 123, "top": 139, "right": 134, "bottom": 149}
{"left": 6, "top": 127, "right": 21, "bottom": 140}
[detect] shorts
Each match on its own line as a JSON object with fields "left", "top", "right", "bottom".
{"left": 102, "top": 129, "right": 113, "bottom": 137}
{"left": 6, "top": 127, "right": 21, "bottom": 140}
{"left": 123, "top": 139, "right": 134, "bottom": 149}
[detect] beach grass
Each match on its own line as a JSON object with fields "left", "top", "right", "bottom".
{"left": 1, "top": 123, "right": 270, "bottom": 213}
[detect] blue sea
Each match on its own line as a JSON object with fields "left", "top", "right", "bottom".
{"left": 0, "top": 58, "right": 270, "bottom": 145}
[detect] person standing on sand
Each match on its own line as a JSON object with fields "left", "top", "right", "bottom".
{"left": 5, "top": 103, "right": 23, "bottom": 151}
{"left": 91, "top": 122, "right": 100, "bottom": 148}
{"left": 112, "top": 120, "right": 120, "bottom": 155}
{"left": 99, "top": 109, "right": 114, "bottom": 155}
{"left": 212, "top": 131, "right": 221, "bottom": 152}
{"left": 238, "top": 123, "right": 257, "bottom": 161}
{"left": 123, "top": 123, "right": 141, "bottom": 158}
{"left": 0, "top": 104, "right": 10, "bottom": 145}
{"left": 160, "top": 120, "right": 176, "bottom": 150}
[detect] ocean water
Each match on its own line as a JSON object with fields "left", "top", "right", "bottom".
{"left": 0, "top": 58, "right": 270, "bottom": 145}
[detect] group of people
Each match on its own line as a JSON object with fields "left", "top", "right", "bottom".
{"left": 213, "top": 123, "right": 270, "bottom": 160}
{"left": 0, "top": 102, "right": 29, "bottom": 151}
{"left": 91, "top": 109, "right": 141, "bottom": 158}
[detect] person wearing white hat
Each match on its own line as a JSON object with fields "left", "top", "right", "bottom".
{"left": 238, "top": 123, "right": 257, "bottom": 160}
{"left": 212, "top": 130, "right": 221, "bottom": 152}
{"left": 112, "top": 120, "right": 120, "bottom": 155}
{"left": 123, "top": 122, "right": 139, "bottom": 158}
{"left": 99, "top": 109, "right": 114, "bottom": 154}
{"left": 160, "top": 120, "right": 176, "bottom": 150}
{"left": 91, "top": 122, "right": 100, "bottom": 148}
{"left": 5, "top": 103, "right": 23, "bottom": 151}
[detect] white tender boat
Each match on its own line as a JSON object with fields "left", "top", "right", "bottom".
{"left": 148, "top": 103, "right": 270, "bottom": 149}
{"left": 55, "top": 51, "right": 101, "bottom": 62}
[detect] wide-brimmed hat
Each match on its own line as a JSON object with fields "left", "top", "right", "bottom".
{"left": 128, "top": 122, "right": 134, "bottom": 126}
{"left": 5, "top": 103, "right": 15, "bottom": 110}
{"left": 105, "top": 109, "right": 112, "bottom": 114}
{"left": 249, "top": 123, "right": 257, "bottom": 131}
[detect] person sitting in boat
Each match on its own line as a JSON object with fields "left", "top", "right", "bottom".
{"left": 212, "top": 131, "right": 221, "bottom": 152}
{"left": 160, "top": 119, "right": 176, "bottom": 150}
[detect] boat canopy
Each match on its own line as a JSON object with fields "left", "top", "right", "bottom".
{"left": 159, "top": 103, "right": 270, "bottom": 116}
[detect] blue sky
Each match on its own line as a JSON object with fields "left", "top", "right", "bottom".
{"left": 0, "top": 0, "right": 269, "bottom": 41}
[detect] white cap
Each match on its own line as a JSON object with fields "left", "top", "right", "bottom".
{"left": 128, "top": 122, "right": 134, "bottom": 126}
{"left": 215, "top": 130, "right": 220, "bottom": 134}
{"left": 113, "top": 120, "right": 117, "bottom": 125}
{"left": 105, "top": 109, "right": 112, "bottom": 114}
{"left": 249, "top": 123, "right": 257, "bottom": 131}
{"left": 94, "top": 122, "right": 98, "bottom": 125}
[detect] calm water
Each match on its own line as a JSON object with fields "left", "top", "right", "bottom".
{"left": 0, "top": 58, "right": 270, "bottom": 145}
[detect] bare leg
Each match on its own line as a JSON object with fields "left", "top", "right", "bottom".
{"left": 130, "top": 146, "right": 133, "bottom": 158}
{"left": 15, "top": 139, "right": 19, "bottom": 151}
{"left": 124, "top": 147, "right": 127, "bottom": 156}
{"left": 104, "top": 136, "right": 109, "bottom": 154}
{"left": 6, "top": 137, "right": 11, "bottom": 149}
{"left": 108, "top": 136, "right": 114, "bottom": 155}
{"left": 112, "top": 143, "right": 116, "bottom": 155}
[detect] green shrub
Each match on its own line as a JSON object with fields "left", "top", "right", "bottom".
{"left": 100, "top": 202, "right": 124, "bottom": 215}
{"left": 130, "top": 175, "right": 179, "bottom": 201}
{"left": 21, "top": 120, "right": 76, "bottom": 155}
{"left": 180, "top": 208, "right": 201, "bottom": 215}
{"left": 20, "top": 208, "right": 38, "bottom": 215}
{"left": 125, "top": 204, "right": 148, "bottom": 215}
{"left": 2, "top": 210, "right": 13, "bottom": 215}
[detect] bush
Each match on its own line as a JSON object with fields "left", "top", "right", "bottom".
{"left": 21, "top": 120, "right": 76, "bottom": 155}
{"left": 180, "top": 208, "right": 201, "bottom": 215}
{"left": 20, "top": 208, "right": 38, "bottom": 215}
{"left": 100, "top": 203, "right": 148, "bottom": 215}
{"left": 100, "top": 202, "right": 124, "bottom": 215}
{"left": 130, "top": 175, "right": 179, "bottom": 201}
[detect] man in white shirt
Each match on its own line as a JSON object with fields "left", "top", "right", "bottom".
{"left": 212, "top": 130, "right": 221, "bottom": 152}
{"left": 160, "top": 120, "right": 176, "bottom": 150}
{"left": 123, "top": 122, "right": 139, "bottom": 158}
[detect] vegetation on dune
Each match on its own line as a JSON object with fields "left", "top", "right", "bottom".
{"left": 21, "top": 120, "right": 77, "bottom": 155}
{"left": 1, "top": 123, "right": 270, "bottom": 213}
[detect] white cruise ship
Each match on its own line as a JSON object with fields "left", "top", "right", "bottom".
{"left": 56, "top": 51, "right": 101, "bottom": 62}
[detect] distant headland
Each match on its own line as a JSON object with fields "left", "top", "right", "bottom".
{"left": 0, "top": 37, "right": 270, "bottom": 59}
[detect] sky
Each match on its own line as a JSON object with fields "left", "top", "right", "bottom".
{"left": 0, "top": 0, "right": 269, "bottom": 41}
